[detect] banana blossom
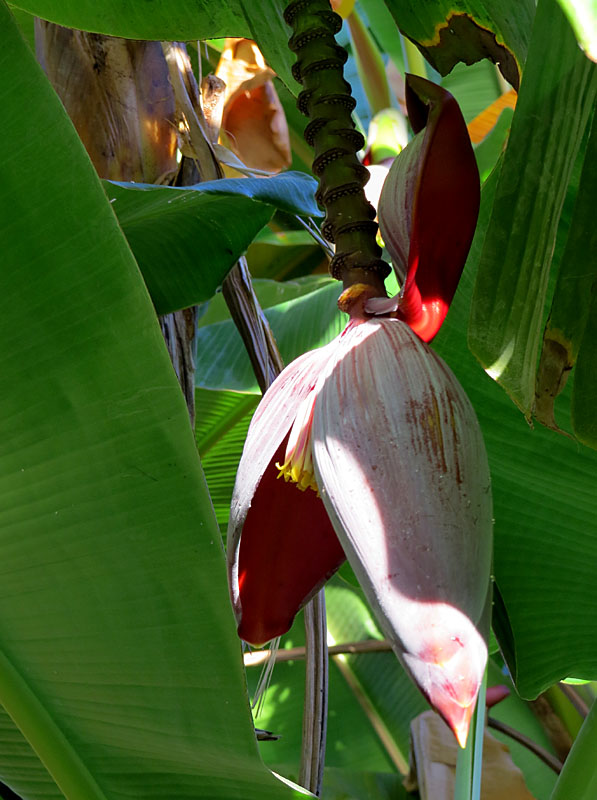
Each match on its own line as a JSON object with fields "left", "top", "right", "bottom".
{"left": 227, "top": 78, "right": 490, "bottom": 747}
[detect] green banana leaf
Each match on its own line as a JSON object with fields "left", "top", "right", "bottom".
{"left": 440, "top": 60, "right": 501, "bottom": 124}
{"left": 195, "top": 278, "right": 344, "bottom": 393}
{"left": 533, "top": 116, "right": 594, "bottom": 433}
{"left": 572, "top": 291, "right": 597, "bottom": 448}
{"left": 320, "top": 768, "right": 409, "bottom": 800}
{"left": 0, "top": 7, "right": 306, "bottom": 798}
{"left": 555, "top": 0, "right": 597, "bottom": 61}
{"left": 561, "top": 116, "right": 597, "bottom": 447}
{"left": 550, "top": 700, "right": 597, "bottom": 799}
{"left": 382, "top": 0, "right": 535, "bottom": 89}
{"left": 105, "top": 172, "right": 321, "bottom": 314}
{"left": 195, "top": 389, "right": 258, "bottom": 533}
{"left": 468, "top": 0, "right": 597, "bottom": 417}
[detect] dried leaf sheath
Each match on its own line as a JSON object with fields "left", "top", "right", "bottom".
{"left": 35, "top": 23, "right": 177, "bottom": 183}
{"left": 215, "top": 39, "right": 291, "bottom": 173}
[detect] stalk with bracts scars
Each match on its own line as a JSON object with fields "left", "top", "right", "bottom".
{"left": 286, "top": 0, "right": 389, "bottom": 293}
{"left": 227, "top": 0, "right": 492, "bottom": 749}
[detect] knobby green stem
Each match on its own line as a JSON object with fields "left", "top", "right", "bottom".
{"left": 284, "top": 0, "right": 388, "bottom": 296}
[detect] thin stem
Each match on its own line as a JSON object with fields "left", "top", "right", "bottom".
{"left": 299, "top": 592, "right": 328, "bottom": 796}
{"left": 294, "top": 215, "right": 336, "bottom": 258}
{"left": 488, "top": 717, "right": 563, "bottom": 774}
{"left": 558, "top": 682, "right": 590, "bottom": 719}
{"left": 244, "top": 638, "right": 391, "bottom": 666}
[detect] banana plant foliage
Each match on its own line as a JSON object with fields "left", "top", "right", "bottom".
{"left": 1, "top": 0, "right": 597, "bottom": 797}
{"left": 0, "top": 6, "right": 305, "bottom": 799}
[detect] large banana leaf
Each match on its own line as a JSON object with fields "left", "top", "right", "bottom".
{"left": 0, "top": 7, "right": 305, "bottom": 799}
{"left": 468, "top": 0, "right": 597, "bottom": 417}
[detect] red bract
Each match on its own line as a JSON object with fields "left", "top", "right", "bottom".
{"left": 227, "top": 289, "right": 492, "bottom": 747}
{"left": 371, "top": 75, "right": 480, "bottom": 342}
{"left": 227, "top": 343, "right": 346, "bottom": 647}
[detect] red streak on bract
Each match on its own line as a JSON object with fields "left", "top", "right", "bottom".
{"left": 380, "top": 77, "right": 479, "bottom": 343}
{"left": 397, "top": 285, "right": 448, "bottom": 343}
{"left": 237, "top": 440, "right": 345, "bottom": 646}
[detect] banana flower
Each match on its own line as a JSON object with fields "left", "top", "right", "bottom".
{"left": 227, "top": 77, "right": 490, "bottom": 747}
{"left": 227, "top": 290, "right": 492, "bottom": 747}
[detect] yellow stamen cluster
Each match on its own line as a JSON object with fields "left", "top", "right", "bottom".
{"left": 276, "top": 450, "right": 318, "bottom": 493}
{"left": 276, "top": 392, "right": 319, "bottom": 494}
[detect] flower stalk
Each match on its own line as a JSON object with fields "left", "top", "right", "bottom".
{"left": 284, "top": 0, "right": 388, "bottom": 295}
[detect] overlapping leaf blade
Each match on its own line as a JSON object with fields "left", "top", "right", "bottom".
{"left": 195, "top": 278, "right": 344, "bottom": 393}
{"left": 468, "top": 0, "right": 597, "bottom": 416}
{"left": 195, "top": 388, "right": 258, "bottom": 533}
{"left": 0, "top": 8, "right": 303, "bottom": 799}
{"left": 383, "top": 0, "right": 534, "bottom": 89}
{"left": 106, "top": 171, "right": 320, "bottom": 314}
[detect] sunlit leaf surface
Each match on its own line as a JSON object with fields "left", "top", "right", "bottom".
{"left": 0, "top": 8, "right": 304, "bottom": 798}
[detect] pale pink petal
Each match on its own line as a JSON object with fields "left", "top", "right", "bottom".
{"left": 312, "top": 317, "right": 492, "bottom": 745}
{"left": 365, "top": 294, "right": 399, "bottom": 315}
